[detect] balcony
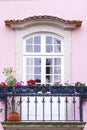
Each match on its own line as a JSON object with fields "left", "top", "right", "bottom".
{"left": 0, "top": 86, "right": 86, "bottom": 130}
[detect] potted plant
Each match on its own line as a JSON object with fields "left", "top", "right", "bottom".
{"left": 75, "top": 81, "right": 86, "bottom": 94}
{"left": 27, "top": 79, "right": 37, "bottom": 93}
{"left": 3, "top": 67, "right": 17, "bottom": 86}
{"left": 7, "top": 96, "right": 20, "bottom": 121}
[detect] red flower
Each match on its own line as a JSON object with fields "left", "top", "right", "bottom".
{"left": 27, "top": 79, "right": 36, "bottom": 85}
{"left": 0, "top": 82, "right": 7, "bottom": 86}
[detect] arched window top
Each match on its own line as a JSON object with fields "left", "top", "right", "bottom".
{"left": 24, "top": 32, "right": 64, "bottom": 55}
{"left": 5, "top": 15, "right": 82, "bottom": 30}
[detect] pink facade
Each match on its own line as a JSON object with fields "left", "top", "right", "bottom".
{"left": 0, "top": 0, "right": 87, "bottom": 130}
{"left": 0, "top": 0, "right": 87, "bottom": 83}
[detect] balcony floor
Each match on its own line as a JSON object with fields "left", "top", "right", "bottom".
{"left": 1, "top": 121, "right": 86, "bottom": 130}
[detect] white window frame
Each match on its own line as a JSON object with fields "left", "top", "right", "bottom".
{"left": 23, "top": 33, "right": 64, "bottom": 84}
{"left": 16, "top": 24, "right": 71, "bottom": 84}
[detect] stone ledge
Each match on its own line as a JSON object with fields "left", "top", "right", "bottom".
{"left": 1, "top": 122, "right": 86, "bottom": 130}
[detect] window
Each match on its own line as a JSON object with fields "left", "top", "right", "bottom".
{"left": 23, "top": 33, "right": 64, "bottom": 84}
{"left": 16, "top": 19, "right": 72, "bottom": 84}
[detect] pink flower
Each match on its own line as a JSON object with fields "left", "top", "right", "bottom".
{"left": 15, "top": 81, "right": 24, "bottom": 86}
{"left": 55, "top": 80, "right": 61, "bottom": 86}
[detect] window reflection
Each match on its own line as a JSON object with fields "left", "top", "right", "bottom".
{"left": 54, "top": 38, "right": 61, "bottom": 52}
{"left": 46, "top": 58, "right": 53, "bottom": 83}
{"left": 34, "top": 58, "right": 41, "bottom": 65}
{"left": 26, "top": 38, "right": 33, "bottom": 52}
{"left": 46, "top": 36, "right": 53, "bottom": 52}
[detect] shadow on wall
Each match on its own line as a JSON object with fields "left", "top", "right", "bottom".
{"left": 0, "top": 101, "right": 4, "bottom": 130}
{"left": 83, "top": 102, "right": 87, "bottom": 122}
{"left": 83, "top": 123, "right": 87, "bottom": 130}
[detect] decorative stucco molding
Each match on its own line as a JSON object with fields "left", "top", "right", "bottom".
{"left": 5, "top": 15, "right": 82, "bottom": 30}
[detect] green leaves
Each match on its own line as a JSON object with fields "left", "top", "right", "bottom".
{"left": 3, "top": 67, "right": 17, "bottom": 86}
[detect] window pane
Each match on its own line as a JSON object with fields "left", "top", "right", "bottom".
{"left": 46, "top": 58, "right": 53, "bottom": 65}
{"left": 26, "top": 67, "right": 33, "bottom": 74}
{"left": 26, "top": 58, "right": 33, "bottom": 65}
{"left": 26, "top": 75, "right": 33, "bottom": 80}
{"left": 45, "top": 58, "right": 53, "bottom": 83}
{"left": 46, "top": 67, "right": 53, "bottom": 74}
{"left": 34, "top": 45, "right": 40, "bottom": 52}
{"left": 26, "top": 45, "right": 33, "bottom": 52}
{"left": 54, "top": 38, "right": 61, "bottom": 52}
{"left": 34, "top": 67, "right": 41, "bottom": 74}
{"left": 34, "top": 36, "right": 41, "bottom": 44}
{"left": 54, "top": 67, "right": 61, "bottom": 74}
{"left": 54, "top": 58, "right": 61, "bottom": 65}
{"left": 46, "top": 36, "right": 53, "bottom": 52}
{"left": 34, "top": 75, "right": 41, "bottom": 83}
{"left": 54, "top": 75, "right": 61, "bottom": 81}
{"left": 26, "top": 38, "right": 33, "bottom": 52}
{"left": 46, "top": 36, "right": 52, "bottom": 44}
{"left": 46, "top": 45, "right": 53, "bottom": 52}
{"left": 26, "top": 38, "right": 33, "bottom": 44}
{"left": 34, "top": 58, "right": 41, "bottom": 65}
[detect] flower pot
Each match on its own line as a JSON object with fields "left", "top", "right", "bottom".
{"left": 7, "top": 112, "right": 20, "bottom": 121}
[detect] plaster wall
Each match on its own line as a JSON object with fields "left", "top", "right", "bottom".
{"left": 0, "top": 0, "right": 87, "bottom": 83}
{"left": 0, "top": 1, "right": 87, "bottom": 129}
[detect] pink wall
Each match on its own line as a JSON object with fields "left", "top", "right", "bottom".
{"left": 0, "top": 0, "right": 87, "bottom": 83}
{"left": 0, "top": 1, "right": 87, "bottom": 128}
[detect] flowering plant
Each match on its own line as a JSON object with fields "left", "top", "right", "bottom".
{"left": 54, "top": 80, "right": 62, "bottom": 86}
{"left": 27, "top": 79, "right": 36, "bottom": 86}
{"left": 15, "top": 81, "right": 24, "bottom": 86}
{"left": 3, "top": 67, "right": 17, "bottom": 86}
{"left": 0, "top": 82, "right": 7, "bottom": 86}
{"left": 75, "top": 81, "right": 85, "bottom": 86}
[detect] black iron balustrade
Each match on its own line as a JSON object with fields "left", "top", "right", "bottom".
{"left": 0, "top": 86, "right": 87, "bottom": 122}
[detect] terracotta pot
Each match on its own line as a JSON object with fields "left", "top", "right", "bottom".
{"left": 7, "top": 112, "right": 20, "bottom": 121}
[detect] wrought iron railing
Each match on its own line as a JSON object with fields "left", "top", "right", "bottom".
{"left": 0, "top": 86, "right": 87, "bottom": 122}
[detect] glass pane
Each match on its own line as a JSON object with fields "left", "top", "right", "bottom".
{"left": 46, "top": 58, "right": 53, "bottom": 66}
{"left": 26, "top": 67, "right": 33, "bottom": 74}
{"left": 34, "top": 58, "right": 41, "bottom": 65}
{"left": 54, "top": 67, "right": 61, "bottom": 74}
{"left": 46, "top": 67, "right": 53, "bottom": 74}
{"left": 54, "top": 58, "right": 61, "bottom": 65}
{"left": 26, "top": 38, "right": 33, "bottom": 52}
{"left": 34, "top": 67, "right": 41, "bottom": 74}
{"left": 46, "top": 36, "right": 53, "bottom": 53}
{"left": 26, "top": 45, "right": 33, "bottom": 52}
{"left": 26, "top": 58, "right": 33, "bottom": 65}
{"left": 46, "top": 75, "right": 53, "bottom": 84}
{"left": 46, "top": 45, "right": 53, "bottom": 52}
{"left": 34, "top": 36, "right": 41, "bottom": 44}
{"left": 26, "top": 38, "right": 33, "bottom": 44}
{"left": 46, "top": 36, "right": 52, "bottom": 44}
{"left": 34, "top": 75, "right": 41, "bottom": 83}
{"left": 34, "top": 45, "right": 40, "bottom": 52}
{"left": 54, "top": 75, "right": 61, "bottom": 81}
{"left": 26, "top": 75, "right": 33, "bottom": 80}
{"left": 54, "top": 38, "right": 61, "bottom": 52}
{"left": 45, "top": 58, "right": 53, "bottom": 83}
{"left": 46, "top": 75, "right": 50, "bottom": 83}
